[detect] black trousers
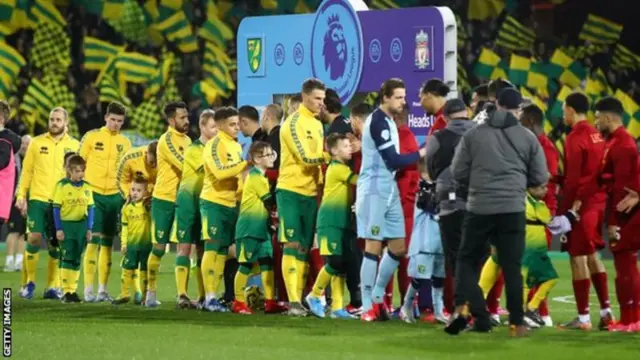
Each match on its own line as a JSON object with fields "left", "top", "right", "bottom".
{"left": 345, "top": 236, "right": 362, "bottom": 307}
{"left": 454, "top": 211, "right": 525, "bottom": 326}
{"left": 439, "top": 210, "right": 466, "bottom": 274}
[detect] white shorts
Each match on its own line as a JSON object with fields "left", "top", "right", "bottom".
{"left": 356, "top": 192, "right": 405, "bottom": 241}
{"left": 408, "top": 253, "right": 445, "bottom": 280}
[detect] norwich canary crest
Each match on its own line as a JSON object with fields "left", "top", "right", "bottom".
{"left": 247, "top": 38, "right": 262, "bottom": 73}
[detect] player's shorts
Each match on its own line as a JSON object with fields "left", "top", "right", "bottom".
{"left": 236, "top": 237, "right": 272, "bottom": 264}
{"left": 522, "top": 249, "right": 558, "bottom": 288}
{"left": 172, "top": 192, "right": 201, "bottom": 244}
{"left": 122, "top": 244, "right": 153, "bottom": 270}
{"left": 7, "top": 201, "right": 26, "bottom": 235}
{"left": 565, "top": 208, "right": 605, "bottom": 256}
{"left": 610, "top": 210, "right": 640, "bottom": 253}
{"left": 200, "top": 199, "right": 237, "bottom": 249}
{"left": 356, "top": 192, "right": 405, "bottom": 241}
{"left": 318, "top": 226, "right": 356, "bottom": 257}
{"left": 409, "top": 253, "right": 445, "bottom": 280}
{"left": 60, "top": 220, "right": 88, "bottom": 268}
{"left": 151, "top": 197, "right": 176, "bottom": 245}
{"left": 92, "top": 193, "right": 125, "bottom": 241}
{"left": 276, "top": 189, "right": 317, "bottom": 249}
{"left": 26, "top": 199, "right": 50, "bottom": 236}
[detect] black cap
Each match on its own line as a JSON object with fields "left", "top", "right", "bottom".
{"left": 497, "top": 88, "right": 522, "bottom": 110}
{"left": 443, "top": 99, "right": 468, "bottom": 119}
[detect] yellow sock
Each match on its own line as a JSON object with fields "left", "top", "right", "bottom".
{"left": 281, "top": 252, "right": 299, "bottom": 302}
{"left": 528, "top": 279, "right": 558, "bottom": 311}
{"left": 175, "top": 255, "right": 190, "bottom": 296}
{"left": 21, "top": 261, "right": 27, "bottom": 285}
{"left": 70, "top": 269, "right": 80, "bottom": 293}
{"left": 139, "top": 268, "right": 148, "bottom": 296}
{"left": 83, "top": 243, "right": 99, "bottom": 289}
{"left": 146, "top": 252, "right": 162, "bottom": 292}
{"left": 196, "top": 266, "right": 205, "bottom": 299}
{"left": 202, "top": 251, "right": 217, "bottom": 297}
{"left": 479, "top": 256, "right": 500, "bottom": 298}
{"left": 330, "top": 275, "right": 346, "bottom": 311}
{"left": 134, "top": 269, "right": 141, "bottom": 294}
{"left": 98, "top": 246, "right": 113, "bottom": 288}
{"left": 311, "top": 266, "right": 332, "bottom": 298}
{"left": 61, "top": 268, "right": 73, "bottom": 294}
{"left": 46, "top": 256, "right": 60, "bottom": 289}
{"left": 234, "top": 270, "right": 249, "bottom": 303}
{"left": 211, "top": 251, "right": 226, "bottom": 295}
{"left": 24, "top": 244, "right": 40, "bottom": 284}
{"left": 261, "top": 270, "right": 275, "bottom": 300}
{"left": 296, "top": 259, "right": 309, "bottom": 300}
{"left": 120, "top": 269, "right": 134, "bottom": 299}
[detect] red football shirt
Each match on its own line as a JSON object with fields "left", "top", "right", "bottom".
{"left": 428, "top": 107, "right": 446, "bottom": 136}
{"left": 537, "top": 133, "right": 559, "bottom": 215}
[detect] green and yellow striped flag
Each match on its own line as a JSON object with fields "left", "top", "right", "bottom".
{"left": 203, "top": 42, "right": 235, "bottom": 96}
{"left": 115, "top": 52, "right": 158, "bottom": 84}
{"left": 72, "top": 0, "right": 125, "bottom": 21}
{"left": 83, "top": 37, "right": 123, "bottom": 71}
{"left": 98, "top": 75, "right": 131, "bottom": 106}
{"left": 198, "top": 0, "right": 234, "bottom": 48}
{"left": 456, "top": 15, "right": 467, "bottom": 50}
{"left": 29, "top": 0, "right": 67, "bottom": 28}
{"left": 153, "top": 6, "right": 198, "bottom": 53}
{"left": 554, "top": 133, "right": 567, "bottom": 175}
{"left": 495, "top": 16, "right": 535, "bottom": 51}
{"left": 611, "top": 44, "right": 640, "bottom": 71}
{"left": 467, "top": 0, "right": 504, "bottom": 21}
{"left": 192, "top": 80, "right": 221, "bottom": 107}
{"left": 0, "top": 42, "right": 26, "bottom": 94}
{"left": 20, "top": 78, "right": 54, "bottom": 129}
{"left": 473, "top": 48, "right": 507, "bottom": 80}
{"left": 144, "top": 51, "right": 175, "bottom": 99}
{"left": 579, "top": 14, "right": 623, "bottom": 44}
{"left": 508, "top": 54, "right": 548, "bottom": 92}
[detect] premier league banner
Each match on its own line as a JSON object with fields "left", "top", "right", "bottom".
{"left": 237, "top": 0, "right": 456, "bottom": 143}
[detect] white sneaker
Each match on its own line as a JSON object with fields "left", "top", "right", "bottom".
{"left": 542, "top": 315, "right": 553, "bottom": 327}
{"left": 84, "top": 289, "right": 96, "bottom": 303}
{"left": 400, "top": 305, "right": 416, "bottom": 324}
{"left": 96, "top": 291, "right": 113, "bottom": 302}
{"left": 13, "top": 261, "right": 22, "bottom": 272}
{"left": 524, "top": 315, "right": 541, "bottom": 329}
{"left": 144, "top": 291, "right": 160, "bottom": 307}
{"left": 435, "top": 312, "right": 451, "bottom": 324}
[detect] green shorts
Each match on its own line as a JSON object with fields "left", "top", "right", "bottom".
{"left": 122, "top": 244, "right": 152, "bottom": 271}
{"left": 173, "top": 192, "right": 202, "bottom": 244}
{"left": 318, "top": 226, "right": 356, "bottom": 257}
{"left": 151, "top": 197, "right": 176, "bottom": 245}
{"left": 93, "top": 193, "right": 125, "bottom": 240}
{"left": 522, "top": 249, "right": 558, "bottom": 288}
{"left": 236, "top": 237, "right": 273, "bottom": 264}
{"left": 26, "top": 200, "right": 51, "bottom": 236}
{"left": 200, "top": 199, "right": 237, "bottom": 250}
{"left": 276, "top": 189, "right": 317, "bottom": 249}
{"left": 60, "top": 220, "right": 88, "bottom": 270}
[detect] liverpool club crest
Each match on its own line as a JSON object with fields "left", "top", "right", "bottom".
{"left": 414, "top": 29, "right": 430, "bottom": 70}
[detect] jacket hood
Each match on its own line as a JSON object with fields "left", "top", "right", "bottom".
{"left": 446, "top": 119, "right": 474, "bottom": 135}
{"left": 486, "top": 110, "right": 519, "bottom": 129}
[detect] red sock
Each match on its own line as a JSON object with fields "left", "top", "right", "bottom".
{"left": 272, "top": 235, "right": 288, "bottom": 302}
{"left": 444, "top": 270, "right": 454, "bottom": 314}
{"left": 591, "top": 271, "right": 611, "bottom": 310}
{"left": 572, "top": 279, "right": 591, "bottom": 316}
{"left": 630, "top": 253, "right": 640, "bottom": 322}
{"left": 397, "top": 257, "right": 409, "bottom": 302}
{"left": 487, "top": 273, "right": 504, "bottom": 314}
{"left": 539, "top": 299, "right": 549, "bottom": 317}
{"left": 613, "top": 252, "right": 635, "bottom": 325}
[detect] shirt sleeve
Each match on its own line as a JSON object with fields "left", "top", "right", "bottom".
{"left": 608, "top": 145, "right": 639, "bottom": 227}
{"left": 559, "top": 135, "right": 583, "bottom": 211}
{"left": 206, "top": 141, "right": 248, "bottom": 180}
{"left": 536, "top": 201, "right": 552, "bottom": 225}
{"left": 161, "top": 134, "right": 186, "bottom": 170}
{"left": 370, "top": 117, "right": 420, "bottom": 171}
{"left": 78, "top": 132, "right": 93, "bottom": 160}
{"left": 52, "top": 182, "right": 63, "bottom": 207}
{"left": 451, "top": 133, "right": 471, "bottom": 188}
{"left": 526, "top": 137, "right": 549, "bottom": 188}
{"left": 425, "top": 134, "right": 440, "bottom": 180}
{"left": 116, "top": 155, "right": 132, "bottom": 199}
{"left": 282, "top": 118, "right": 326, "bottom": 166}
{"left": 16, "top": 139, "right": 36, "bottom": 200}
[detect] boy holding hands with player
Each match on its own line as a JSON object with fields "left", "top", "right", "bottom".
{"left": 113, "top": 178, "right": 152, "bottom": 305}
{"left": 52, "top": 154, "right": 94, "bottom": 303}
{"left": 306, "top": 133, "right": 358, "bottom": 319}
{"left": 231, "top": 141, "right": 287, "bottom": 314}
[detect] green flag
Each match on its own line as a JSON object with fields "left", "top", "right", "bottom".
{"left": 473, "top": 48, "right": 507, "bottom": 80}
{"left": 30, "top": 22, "right": 71, "bottom": 72}
{"left": 198, "top": 0, "right": 234, "bottom": 48}
{"left": 579, "top": 14, "right": 623, "bottom": 44}
{"left": 508, "top": 54, "right": 548, "bottom": 91}
{"left": 72, "top": 0, "right": 125, "bottom": 21}
{"left": 611, "top": 44, "right": 640, "bottom": 71}
{"left": 0, "top": 42, "right": 26, "bottom": 93}
{"left": 495, "top": 16, "right": 535, "bottom": 51}
{"left": 83, "top": 37, "right": 123, "bottom": 71}
{"left": 116, "top": 51, "right": 158, "bottom": 84}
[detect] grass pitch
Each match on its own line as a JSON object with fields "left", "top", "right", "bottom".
{"left": 2, "top": 251, "right": 639, "bottom": 360}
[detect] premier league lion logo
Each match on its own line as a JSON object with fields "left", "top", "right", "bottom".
{"left": 323, "top": 14, "right": 347, "bottom": 80}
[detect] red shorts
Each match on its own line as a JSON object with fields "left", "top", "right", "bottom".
{"left": 610, "top": 211, "right": 640, "bottom": 253}
{"left": 564, "top": 209, "right": 605, "bottom": 256}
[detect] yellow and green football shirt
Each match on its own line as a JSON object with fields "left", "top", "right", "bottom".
{"left": 235, "top": 167, "right": 271, "bottom": 241}
{"left": 120, "top": 201, "right": 151, "bottom": 247}
{"left": 201, "top": 131, "right": 247, "bottom": 208}
{"left": 316, "top": 160, "right": 358, "bottom": 229}
{"left": 525, "top": 193, "right": 552, "bottom": 252}
{"left": 177, "top": 139, "right": 205, "bottom": 210}
{"left": 152, "top": 127, "right": 192, "bottom": 203}
{"left": 52, "top": 179, "right": 94, "bottom": 221}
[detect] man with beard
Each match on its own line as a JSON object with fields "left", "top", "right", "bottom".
{"left": 144, "top": 102, "right": 192, "bottom": 307}
{"left": 16, "top": 107, "right": 79, "bottom": 299}
{"left": 79, "top": 102, "right": 132, "bottom": 302}
{"left": 357, "top": 78, "right": 427, "bottom": 321}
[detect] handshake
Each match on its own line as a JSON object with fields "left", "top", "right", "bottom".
{"left": 547, "top": 209, "right": 580, "bottom": 237}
